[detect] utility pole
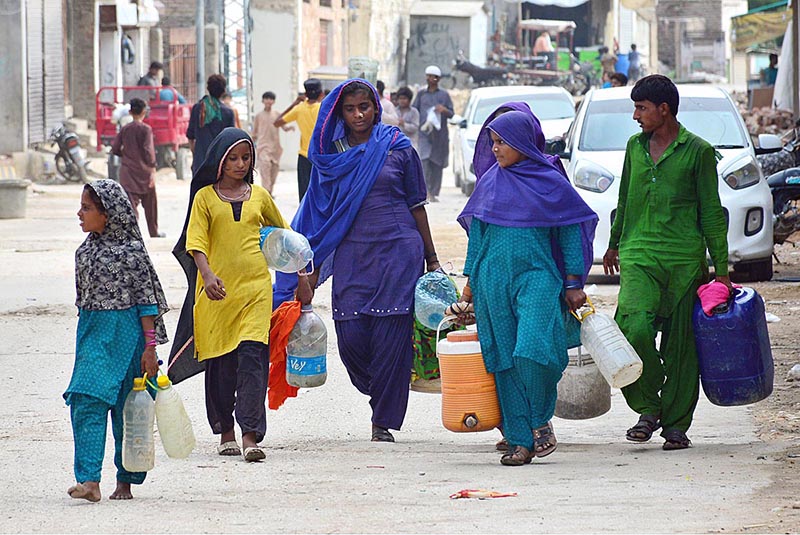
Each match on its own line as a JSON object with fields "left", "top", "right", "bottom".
{"left": 196, "top": 0, "right": 206, "bottom": 99}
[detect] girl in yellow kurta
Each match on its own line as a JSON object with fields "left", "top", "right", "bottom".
{"left": 183, "top": 128, "right": 290, "bottom": 462}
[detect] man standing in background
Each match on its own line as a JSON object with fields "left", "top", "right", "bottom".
{"left": 252, "top": 91, "right": 294, "bottom": 195}
{"left": 111, "top": 98, "right": 164, "bottom": 238}
{"left": 274, "top": 78, "right": 324, "bottom": 201}
{"left": 413, "top": 65, "right": 453, "bottom": 202}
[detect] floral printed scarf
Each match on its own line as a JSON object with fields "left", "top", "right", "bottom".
{"left": 75, "top": 179, "right": 169, "bottom": 343}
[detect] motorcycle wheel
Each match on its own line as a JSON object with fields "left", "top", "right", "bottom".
{"left": 56, "top": 154, "right": 83, "bottom": 182}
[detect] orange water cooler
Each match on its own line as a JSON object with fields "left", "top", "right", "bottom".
{"left": 437, "top": 330, "right": 502, "bottom": 432}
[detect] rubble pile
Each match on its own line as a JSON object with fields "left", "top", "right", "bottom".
{"left": 741, "top": 107, "right": 795, "bottom": 135}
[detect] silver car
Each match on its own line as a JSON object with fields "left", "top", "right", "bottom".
{"left": 559, "top": 85, "right": 774, "bottom": 281}
{"left": 451, "top": 85, "right": 575, "bottom": 196}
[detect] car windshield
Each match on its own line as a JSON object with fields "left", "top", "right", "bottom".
{"left": 472, "top": 94, "right": 575, "bottom": 124}
{"left": 579, "top": 96, "right": 748, "bottom": 151}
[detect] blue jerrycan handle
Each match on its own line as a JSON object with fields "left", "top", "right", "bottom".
{"left": 710, "top": 287, "right": 740, "bottom": 315}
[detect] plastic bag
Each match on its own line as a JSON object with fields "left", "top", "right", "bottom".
{"left": 415, "top": 271, "right": 458, "bottom": 330}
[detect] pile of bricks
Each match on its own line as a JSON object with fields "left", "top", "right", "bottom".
{"left": 740, "top": 107, "right": 795, "bottom": 135}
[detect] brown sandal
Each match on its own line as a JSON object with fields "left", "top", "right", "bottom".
{"left": 495, "top": 437, "right": 508, "bottom": 452}
{"left": 500, "top": 445, "right": 533, "bottom": 466}
{"left": 533, "top": 422, "right": 558, "bottom": 458}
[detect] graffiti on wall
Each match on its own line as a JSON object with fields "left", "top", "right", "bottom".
{"left": 408, "top": 17, "right": 467, "bottom": 77}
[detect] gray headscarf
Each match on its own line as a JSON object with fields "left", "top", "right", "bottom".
{"left": 75, "top": 179, "right": 169, "bottom": 344}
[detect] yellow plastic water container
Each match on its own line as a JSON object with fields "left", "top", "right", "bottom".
{"left": 437, "top": 330, "right": 501, "bottom": 432}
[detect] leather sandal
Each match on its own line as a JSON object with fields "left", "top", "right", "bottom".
{"left": 533, "top": 422, "right": 558, "bottom": 458}
{"left": 495, "top": 437, "right": 508, "bottom": 452}
{"left": 626, "top": 414, "right": 661, "bottom": 443}
{"left": 500, "top": 445, "right": 533, "bottom": 466}
{"left": 371, "top": 424, "right": 395, "bottom": 443}
{"left": 662, "top": 428, "right": 692, "bottom": 451}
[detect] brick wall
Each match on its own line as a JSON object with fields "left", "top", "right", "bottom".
{"left": 69, "top": 0, "right": 96, "bottom": 121}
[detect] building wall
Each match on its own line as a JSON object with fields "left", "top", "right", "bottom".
{"left": 69, "top": 0, "right": 96, "bottom": 121}
{"left": 0, "top": 0, "right": 26, "bottom": 153}
{"left": 657, "top": 0, "right": 723, "bottom": 73}
{"left": 251, "top": 0, "right": 301, "bottom": 169}
{"left": 366, "top": 0, "right": 414, "bottom": 86}
{"left": 301, "top": 0, "right": 349, "bottom": 78}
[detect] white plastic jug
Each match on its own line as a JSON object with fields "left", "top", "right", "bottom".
{"left": 122, "top": 377, "right": 155, "bottom": 472}
{"left": 155, "top": 375, "right": 196, "bottom": 459}
{"left": 572, "top": 297, "right": 643, "bottom": 389}
{"left": 555, "top": 346, "right": 611, "bottom": 420}
{"left": 260, "top": 227, "right": 313, "bottom": 273}
{"left": 286, "top": 305, "right": 328, "bottom": 388}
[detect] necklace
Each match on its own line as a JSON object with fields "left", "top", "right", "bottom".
{"left": 215, "top": 183, "right": 251, "bottom": 202}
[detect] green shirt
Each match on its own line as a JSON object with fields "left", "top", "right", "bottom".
{"left": 609, "top": 124, "right": 729, "bottom": 276}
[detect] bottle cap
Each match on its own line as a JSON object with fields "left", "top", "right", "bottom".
{"left": 156, "top": 375, "right": 171, "bottom": 388}
{"left": 132, "top": 377, "right": 146, "bottom": 391}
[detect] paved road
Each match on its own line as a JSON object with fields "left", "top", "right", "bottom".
{"left": 0, "top": 169, "right": 783, "bottom": 533}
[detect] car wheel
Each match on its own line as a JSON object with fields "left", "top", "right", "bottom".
{"left": 731, "top": 258, "right": 774, "bottom": 282}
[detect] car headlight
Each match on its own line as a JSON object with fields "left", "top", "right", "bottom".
{"left": 723, "top": 161, "right": 761, "bottom": 189}
{"left": 573, "top": 161, "right": 614, "bottom": 193}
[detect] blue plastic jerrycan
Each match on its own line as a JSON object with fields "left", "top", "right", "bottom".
{"left": 692, "top": 286, "right": 774, "bottom": 406}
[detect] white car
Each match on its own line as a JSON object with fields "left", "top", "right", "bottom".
{"left": 451, "top": 85, "right": 575, "bottom": 196}
{"left": 559, "top": 85, "right": 774, "bottom": 281}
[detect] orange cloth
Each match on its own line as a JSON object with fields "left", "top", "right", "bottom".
{"left": 268, "top": 300, "right": 302, "bottom": 409}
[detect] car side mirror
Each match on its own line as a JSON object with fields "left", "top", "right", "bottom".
{"left": 545, "top": 137, "right": 566, "bottom": 155}
{"left": 755, "top": 133, "right": 782, "bottom": 155}
{"left": 448, "top": 114, "right": 463, "bottom": 126}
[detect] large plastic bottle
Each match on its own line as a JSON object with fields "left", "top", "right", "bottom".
{"left": 155, "top": 375, "right": 196, "bottom": 459}
{"left": 574, "top": 301, "right": 643, "bottom": 389}
{"left": 286, "top": 305, "right": 327, "bottom": 388}
{"left": 122, "top": 377, "right": 155, "bottom": 472}
{"left": 414, "top": 271, "right": 459, "bottom": 330}
{"left": 260, "top": 227, "right": 314, "bottom": 273}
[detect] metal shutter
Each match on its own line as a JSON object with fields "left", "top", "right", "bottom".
{"left": 26, "top": 0, "right": 45, "bottom": 145}
{"left": 43, "top": 0, "right": 65, "bottom": 135}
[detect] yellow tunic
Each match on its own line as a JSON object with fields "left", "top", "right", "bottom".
{"left": 186, "top": 185, "right": 289, "bottom": 361}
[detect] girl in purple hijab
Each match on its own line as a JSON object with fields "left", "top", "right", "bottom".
{"left": 453, "top": 110, "right": 598, "bottom": 466}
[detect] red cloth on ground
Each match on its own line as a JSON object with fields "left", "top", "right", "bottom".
{"left": 268, "top": 301, "right": 301, "bottom": 409}
{"left": 697, "top": 280, "right": 739, "bottom": 316}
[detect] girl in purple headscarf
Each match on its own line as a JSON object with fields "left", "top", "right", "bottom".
{"left": 453, "top": 110, "right": 598, "bottom": 466}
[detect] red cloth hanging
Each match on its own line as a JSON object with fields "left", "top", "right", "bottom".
{"left": 268, "top": 300, "right": 302, "bottom": 409}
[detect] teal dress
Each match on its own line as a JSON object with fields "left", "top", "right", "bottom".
{"left": 64, "top": 304, "right": 156, "bottom": 484}
{"left": 464, "top": 219, "right": 584, "bottom": 449}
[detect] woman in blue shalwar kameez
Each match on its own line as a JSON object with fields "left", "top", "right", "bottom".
{"left": 454, "top": 111, "right": 598, "bottom": 466}
{"left": 64, "top": 180, "right": 168, "bottom": 500}
{"left": 273, "top": 79, "right": 440, "bottom": 442}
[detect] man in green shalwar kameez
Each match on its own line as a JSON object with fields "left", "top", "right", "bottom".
{"left": 603, "top": 75, "right": 732, "bottom": 450}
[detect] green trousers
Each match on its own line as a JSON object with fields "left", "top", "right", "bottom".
{"left": 616, "top": 267, "right": 703, "bottom": 435}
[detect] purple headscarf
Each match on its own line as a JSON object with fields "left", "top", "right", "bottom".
{"left": 472, "top": 101, "right": 567, "bottom": 181}
{"left": 458, "top": 110, "right": 598, "bottom": 284}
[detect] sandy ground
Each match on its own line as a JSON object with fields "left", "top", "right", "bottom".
{"left": 0, "top": 164, "right": 798, "bottom": 534}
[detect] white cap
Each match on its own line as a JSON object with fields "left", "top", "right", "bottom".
{"left": 425, "top": 65, "right": 442, "bottom": 77}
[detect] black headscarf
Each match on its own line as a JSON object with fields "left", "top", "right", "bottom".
{"left": 75, "top": 179, "right": 169, "bottom": 343}
{"left": 168, "top": 128, "right": 255, "bottom": 383}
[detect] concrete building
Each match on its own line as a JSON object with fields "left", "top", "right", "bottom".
{"left": 0, "top": 0, "right": 65, "bottom": 153}
{"left": 657, "top": 0, "right": 725, "bottom": 78}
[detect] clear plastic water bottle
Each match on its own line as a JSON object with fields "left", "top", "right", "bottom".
{"left": 414, "top": 271, "right": 459, "bottom": 330}
{"left": 155, "top": 375, "right": 196, "bottom": 459}
{"left": 122, "top": 377, "right": 155, "bottom": 472}
{"left": 260, "top": 227, "right": 314, "bottom": 273}
{"left": 578, "top": 311, "right": 643, "bottom": 389}
{"left": 286, "top": 305, "right": 327, "bottom": 388}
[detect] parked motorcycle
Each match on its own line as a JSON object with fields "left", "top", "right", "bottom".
{"left": 766, "top": 167, "right": 800, "bottom": 245}
{"left": 49, "top": 124, "right": 88, "bottom": 182}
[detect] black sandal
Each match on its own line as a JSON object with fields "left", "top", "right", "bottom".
{"left": 626, "top": 414, "right": 661, "bottom": 443}
{"left": 532, "top": 422, "right": 557, "bottom": 458}
{"left": 371, "top": 425, "right": 395, "bottom": 443}
{"left": 662, "top": 428, "right": 692, "bottom": 450}
{"left": 500, "top": 445, "right": 533, "bottom": 466}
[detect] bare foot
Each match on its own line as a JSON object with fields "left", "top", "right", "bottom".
{"left": 67, "top": 482, "right": 101, "bottom": 503}
{"left": 242, "top": 431, "right": 258, "bottom": 450}
{"left": 109, "top": 481, "right": 133, "bottom": 500}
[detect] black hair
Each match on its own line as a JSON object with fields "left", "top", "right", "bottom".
{"left": 376, "top": 80, "right": 386, "bottom": 95}
{"left": 630, "top": 74, "right": 679, "bottom": 116}
{"left": 304, "top": 78, "right": 323, "bottom": 100}
{"left": 396, "top": 86, "right": 413, "bottom": 100}
{"left": 129, "top": 97, "right": 147, "bottom": 115}
{"left": 262, "top": 91, "right": 276, "bottom": 100}
{"left": 221, "top": 92, "right": 232, "bottom": 100}
{"left": 83, "top": 185, "right": 106, "bottom": 214}
{"left": 207, "top": 74, "right": 227, "bottom": 99}
{"left": 630, "top": 44, "right": 637, "bottom": 51}
{"left": 150, "top": 61, "right": 164, "bottom": 71}
{"left": 335, "top": 81, "right": 377, "bottom": 121}
{"left": 161, "top": 76, "right": 171, "bottom": 85}
{"left": 610, "top": 72, "right": 628, "bottom": 86}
